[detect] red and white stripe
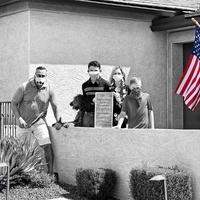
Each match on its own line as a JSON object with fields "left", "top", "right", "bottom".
{"left": 175, "top": 54, "right": 200, "bottom": 111}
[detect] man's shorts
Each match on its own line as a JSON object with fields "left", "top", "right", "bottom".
{"left": 16, "top": 118, "right": 51, "bottom": 146}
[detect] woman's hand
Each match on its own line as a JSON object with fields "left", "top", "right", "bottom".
{"left": 113, "top": 92, "right": 122, "bottom": 105}
{"left": 113, "top": 92, "right": 120, "bottom": 98}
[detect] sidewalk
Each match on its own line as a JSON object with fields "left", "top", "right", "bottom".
{"left": 49, "top": 198, "right": 72, "bottom": 200}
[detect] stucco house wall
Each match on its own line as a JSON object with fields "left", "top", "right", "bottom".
{"left": 0, "top": 0, "right": 195, "bottom": 128}
{"left": 50, "top": 127, "right": 200, "bottom": 200}
{"left": 0, "top": 11, "right": 29, "bottom": 101}
{"left": 28, "top": 3, "right": 167, "bottom": 128}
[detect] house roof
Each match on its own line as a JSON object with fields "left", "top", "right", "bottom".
{"left": 75, "top": 0, "right": 200, "bottom": 31}
{"left": 95, "top": 0, "right": 200, "bottom": 11}
{"left": 0, "top": 0, "right": 198, "bottom": 13}
{"left": 0, "top": 0, "right": 199, "bottom": 31}
{"left": 76, "top": 0, "right": 199, "bottom": 12}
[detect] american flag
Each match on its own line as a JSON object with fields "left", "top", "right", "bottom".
{"left": 175, "top": 26, "right": 200, "bottom": 111}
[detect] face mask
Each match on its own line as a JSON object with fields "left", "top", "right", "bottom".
{"left": 88, "top": 71, "right": 99, "bottom": 76}
{"left": 88, "top": 71, "right": 99, "bottom": 80}
{"left": 35, "top": 76, "right": 45, "bottom": 86}
{"left": 131, "top": 88, "right": 141, "bottom": 98}
{"left": 113, "top": 74, "right": 123, "bottom": 82}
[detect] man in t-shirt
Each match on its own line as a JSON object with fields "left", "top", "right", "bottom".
{"left": 115, "top": 77, "right": 154, "bottom": 129}
{"left": 82, "top": 60, "right": 111, "bottom": 127}
{"left": 11, "top": 66, "right": 63, "bottom": 175}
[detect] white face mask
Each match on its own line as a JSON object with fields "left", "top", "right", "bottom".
{"left": 113, "top": 74, "right": 123, "bottom": 82}
{"left": 88, "top": 71, "right": 99, "bottom": 80}
{"left": 35, "top": 77, "right": 45, "bottom": 86}
{"left": 88, "top": 71, "right": 99, "bottom": 76}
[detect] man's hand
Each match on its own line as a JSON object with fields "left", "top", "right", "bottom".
{"left": 53, "top": 122, "right": 63, "bottom": 130}
{"left": 19, "top": 117, "right": 27, "bottom": 128}
{"left": 52, "top": 117, "right": 69, "bottom": 130}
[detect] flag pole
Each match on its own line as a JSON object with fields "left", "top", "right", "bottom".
{"left": 191, "top": 18, "right": 200, "bottom": 28}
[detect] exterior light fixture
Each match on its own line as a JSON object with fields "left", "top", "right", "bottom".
{"left": 150, "top": 175, "right": 167, "bottom": 200}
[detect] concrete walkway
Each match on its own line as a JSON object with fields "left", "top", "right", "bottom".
{"left": 49, "top": 198, "right": 72, "bottom": 200}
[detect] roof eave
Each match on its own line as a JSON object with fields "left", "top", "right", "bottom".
{"left": 74, "top": 0, "right": 197, "bottom": 13}
{"left": 150, "top": 13, "right": 200, "bottom": 32}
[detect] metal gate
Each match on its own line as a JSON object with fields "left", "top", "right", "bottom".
{"left": 0, "top": 101, "right": 17, "bottom": 139}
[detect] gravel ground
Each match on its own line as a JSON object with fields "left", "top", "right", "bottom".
{"left": 0, "top": 182, "right": 120, "bottom": 200}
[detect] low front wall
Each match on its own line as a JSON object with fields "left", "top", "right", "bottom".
{"left": 50, "top": 127, "right": 200, "bottom": 200}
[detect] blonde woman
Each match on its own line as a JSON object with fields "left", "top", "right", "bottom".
{"left": 109, "top": 66, "right": 130, "bottom": 127}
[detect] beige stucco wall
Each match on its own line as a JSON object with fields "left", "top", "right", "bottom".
{"left": 0, "top": 11, "right": 29, "bottom": 101}
{"left": 50, "top": 127, "right": 200, "bottom": 200}
{"left": 2, "top": 2, "right": 195, "bottom": 129}
{"left": 29, "top": 5, "right": 167, "bottom": 128}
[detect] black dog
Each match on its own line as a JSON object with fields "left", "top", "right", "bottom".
{"left": 69, "top": 94, "right": 86, "bottom": 127}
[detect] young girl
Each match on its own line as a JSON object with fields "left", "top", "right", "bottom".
{"left": 109, "top": 66, "right": 130, "bottom": 127}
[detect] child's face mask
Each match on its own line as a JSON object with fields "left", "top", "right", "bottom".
{"left": 88, "top": 66, "right": 100, "bottom": 80}
{"left": 88, "top": 71, "right": 99, "bottom": 76}
{"left": 130, "top": 82, "right": 142, "bottom": 98}
{"left": 131, "top": 88, "right": 141, "bottom": 97}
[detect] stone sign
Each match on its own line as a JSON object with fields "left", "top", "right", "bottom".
{"left": 95, "top": 92, "right": 113, "bottom": 128}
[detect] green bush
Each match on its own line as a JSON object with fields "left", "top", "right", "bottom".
{"left": 75, "top": 168, "right": 117, "bottom": 200}
{"left": 130, "top": 165, "right": 193, "bottom": 200}
{"left": 29, "top": 170, "right": 55, "bottom": 188}
{"left": 0, "top": 133, "right": 45, "bottom": 185}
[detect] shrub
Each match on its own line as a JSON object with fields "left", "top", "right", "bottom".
{"left": 75, "top": 168, "right": 117, "bottom": 200}
{"left": 0, "top": 133, "right": 45, "bottom": 185}
{"left": 29, "top": 170, "right": 55, "bottom": 188}
{"left": 130, "top": 165, "right": 193, "bottom": 200}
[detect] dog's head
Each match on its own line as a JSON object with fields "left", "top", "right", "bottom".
{"left": 70, "top": 94, "right": 86, "bottom": 111}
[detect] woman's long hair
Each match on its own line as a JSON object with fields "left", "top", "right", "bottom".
{"left": 109, "top": 66, "right": 126, "bottom": 86}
